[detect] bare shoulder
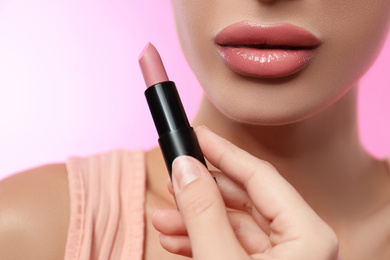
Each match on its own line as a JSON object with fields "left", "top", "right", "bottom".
{"left": 0, "top": 163, "right": 70, "bottom": 259}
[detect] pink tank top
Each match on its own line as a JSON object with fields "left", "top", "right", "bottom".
{"left": 64, "top": 150, "right": 146, "bottom": 260}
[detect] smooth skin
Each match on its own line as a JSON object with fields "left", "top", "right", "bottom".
{"left": 0, "top": 164, "right": 70, "bottom": 259}
{"left": 1, "top": 0, "right": 390, "bottom": 259}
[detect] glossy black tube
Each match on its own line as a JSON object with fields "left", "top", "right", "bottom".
{"left": 145, "top": 81, "right": 207, "bottom": 177}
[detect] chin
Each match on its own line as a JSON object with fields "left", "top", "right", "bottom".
{"left": 207, "top": 85, "right": 350, "bottom": 127}
{"left": 219, "top": 106, "right": 318, "bottom": 126}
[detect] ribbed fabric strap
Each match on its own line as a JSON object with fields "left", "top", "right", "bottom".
{"left": 64, "top": 150, "right": 146, "bottom": 260}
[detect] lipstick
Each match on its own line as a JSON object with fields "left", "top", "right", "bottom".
{"left": 139, "top": 42, "right": 207, "bottom": 177}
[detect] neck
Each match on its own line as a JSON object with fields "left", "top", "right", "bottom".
{"left": 192, "top": 86, "right": 390, "bottom": 224}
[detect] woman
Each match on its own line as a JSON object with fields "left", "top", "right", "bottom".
{"left": 1, "top": 0, "right": 390, "bottom": 259}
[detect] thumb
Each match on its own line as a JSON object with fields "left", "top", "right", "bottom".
{"left": 172, "top": 156, "right": 245, "bottom": 260}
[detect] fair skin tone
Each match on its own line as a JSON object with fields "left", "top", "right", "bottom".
{"left": 153, "top": 128, "right": 340, "bottom": 259}
{"left": 151, "top": 0, "right": 390, "bottom": 258}
{"left": 1, "top": 0, "right": 390, "bottom": 259}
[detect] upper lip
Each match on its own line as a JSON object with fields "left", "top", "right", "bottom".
{"left": 215, "top": 21, "right": 322, "bottom": 49}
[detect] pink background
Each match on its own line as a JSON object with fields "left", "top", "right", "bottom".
{"left": 0, "top": 0, "right": 389, "bottom": 179}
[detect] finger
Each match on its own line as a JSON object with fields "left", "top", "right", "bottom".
{"left": 159, "top": 234, "right": 192, "bottom": 257}
{"left": 172, "top": 156, "right": 246, "bottom": 259}
{"left": 227, "top": 211, "right": 272, "bottom": 254}
{"left": 172, "top": 167, "right": 252, "bottom": 213}
{"left": 212, "top": 171, "right": 271, "bottom": 234}
{"left": 171, "top": 169, "right": 251, "bottom": 212}
{"left": 167, "top": 177, "right": 173, "bottom": 195}
{"left": 153, "top": 209, "right": 271, "bottom": 255}
{"left": 167, "top": 163, "right": 272, "bottom": 239}
{"left": 152, "top": 209, "right": 187, "bottom": 235}
{"left": 158, "top": 212, "right": 273, "bottom": 258}
{"left": 172, "top": 169, "right": 272, "bottom": 235}
{"left": 211, "top": 171, "right": 250, "bottom": 211}
{"left": 196, "top": 126, "right": 308, "bottom": 221}
{"left": 196, "top": 127, "right": 339, "bottom": 259}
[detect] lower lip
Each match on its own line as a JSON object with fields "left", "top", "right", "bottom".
{"left": 217, "top": 46, "right": 316, "bottom": 78}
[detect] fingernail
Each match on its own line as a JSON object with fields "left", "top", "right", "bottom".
{"left": 172, "top": 156, "right": 200, "bottom": 192}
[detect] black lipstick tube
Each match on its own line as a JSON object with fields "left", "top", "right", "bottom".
{"left": 145, "top": 81, "right": 207, "bottom": 178}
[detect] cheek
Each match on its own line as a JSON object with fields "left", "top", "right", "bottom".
{"left": 170, "top": 1, "right": 213, "bottom": 55}
{"left": 316, "top": 0, "right": 390, "bottom": 87}
{"left": 171, "top": 0, "right": 231, "bottom": 74}
{"left": 171, "top": 0, "right": 231, "bottom": 109}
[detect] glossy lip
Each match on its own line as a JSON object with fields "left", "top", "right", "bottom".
{"left": 215, "top": 21, "right": 323, "bottom": 78}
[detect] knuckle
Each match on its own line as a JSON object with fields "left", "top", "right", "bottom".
{"left": 308, "top": 223, "right": 340, "bottom": 259}
{"left": 325, "top": 228, "right": 340, "bottom": 255}
{"left": 258, "top": 159, "right": 277, "bottom": 172}
{"left": 182, "top": 189, "right": 220, "bottom": 217}
{"left": 218, "top": 142, "right": 233, "bottom": 168}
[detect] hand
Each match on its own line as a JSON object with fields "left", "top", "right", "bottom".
{"left": 153, "top": 126, "right": 340, "bottom": 260}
